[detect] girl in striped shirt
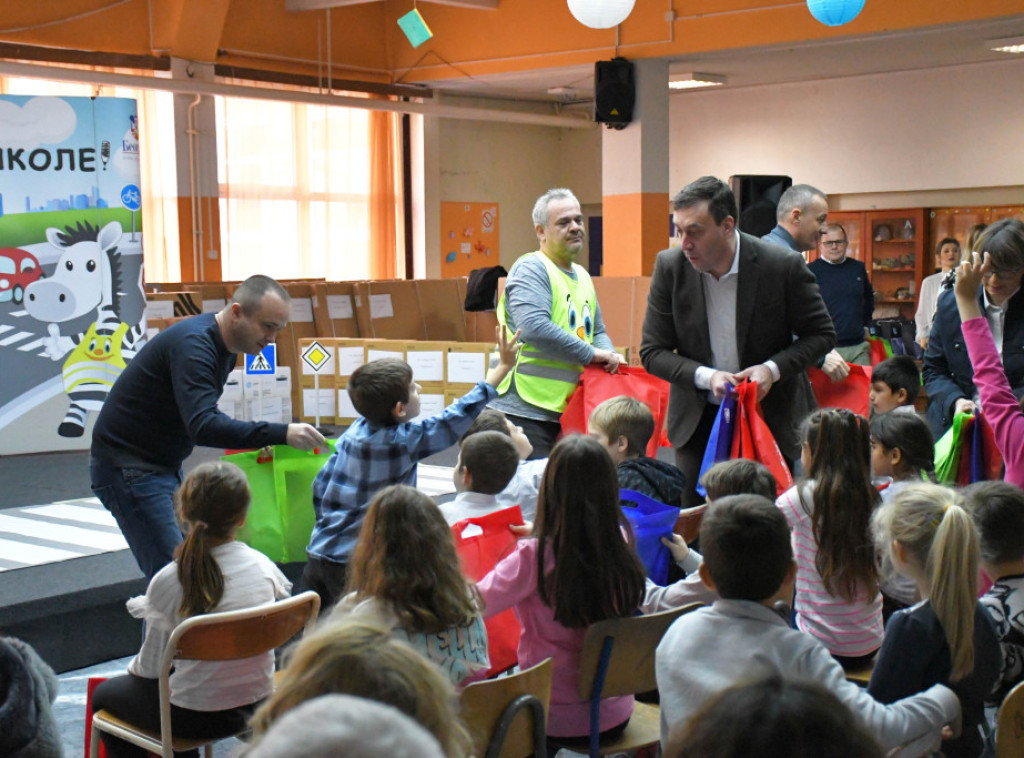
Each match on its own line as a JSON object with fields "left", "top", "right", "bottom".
{"left": 776, "top": 409, "right": 883, "bottom": 669}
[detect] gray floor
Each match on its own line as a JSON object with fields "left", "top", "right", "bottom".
{"left": 58, "top": 656, "right": 246, "bottom": 757}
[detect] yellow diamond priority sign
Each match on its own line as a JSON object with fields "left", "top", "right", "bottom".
{"left": 301, "top": 341, "right": 331, "bottom": 373}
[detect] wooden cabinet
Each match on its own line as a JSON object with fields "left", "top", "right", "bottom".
{"left": 824, "top": 209, "right": 928, "bottom": 320}
{"left": 929, "top": 206, "right": 1024, "bottom": 260}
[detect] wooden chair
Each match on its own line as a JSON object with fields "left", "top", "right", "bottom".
{"left": 997, "top": 679, "right": 1024, "bottom": 757}
{"left": 571, "top": 603, "right": 702, "bottom": 757}
{"left": 674, "top": 504, "right": 708, "bottom": 545}
{"left": 89, "top": 591, "right": 320, "bottom": 758}
{"left": 460, "top": 658, "right": 553, "bottom": 758}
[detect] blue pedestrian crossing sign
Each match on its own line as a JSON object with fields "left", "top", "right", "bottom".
{"left": 245, "top": 344, "right": 276, "bottom": 375}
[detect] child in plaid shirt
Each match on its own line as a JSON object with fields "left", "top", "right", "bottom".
{"left": 302, "top": 328, "right": 519, "bottom": 608}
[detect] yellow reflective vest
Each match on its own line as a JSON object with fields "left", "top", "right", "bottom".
{"left": 497, "top": 251, "right": 598, "bottom": 413}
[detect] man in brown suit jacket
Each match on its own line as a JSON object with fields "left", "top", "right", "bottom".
{"left": 640, "top": 176, "right": 835, "bottom": 505}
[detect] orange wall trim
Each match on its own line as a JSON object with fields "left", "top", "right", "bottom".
{"left": 601, "top": 192, "right": 669, "bottom": 277}
{"left": 176, "top": 196, "right": 222, "bottom": 283}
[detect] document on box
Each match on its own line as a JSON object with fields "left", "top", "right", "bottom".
{"left": 447, "top": 352, "right": 487, "bottom": 384}
{"left": 327, "top": 294, "right": 354, "bottom": 319}
{"left": 406, "top": 350, "right": 444, "bottom": 383}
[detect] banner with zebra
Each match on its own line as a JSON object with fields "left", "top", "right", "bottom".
{"left": 0, "top": 96, "right": 145, "bottom": 454}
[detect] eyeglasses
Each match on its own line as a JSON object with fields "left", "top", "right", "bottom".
{"left": 983, "top": 266, "right": 1024, "bottom": 281}
{"left": 820, "top": 239, "right": 848, "bottom": 248}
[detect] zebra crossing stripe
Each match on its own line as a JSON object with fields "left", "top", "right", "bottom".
{"left": 18, "top": 338, "right": 46, "bottom": 352}
{"left": 0, "top": 330, "right": 33, "bottom": 346}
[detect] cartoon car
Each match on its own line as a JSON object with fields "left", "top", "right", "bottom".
{"left": 0, "top": 247, "right": 43, "bottom": 304}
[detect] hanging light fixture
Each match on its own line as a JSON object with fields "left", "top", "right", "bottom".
{"left": 567, "top": 0, "right": 636, "bottom": 30}
{"left": 806, "top": 0, "right": 865, "bottom": 27}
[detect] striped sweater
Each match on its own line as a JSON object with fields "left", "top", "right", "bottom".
{"left": 777, "top": 482, "right": 883, "bottom": 657}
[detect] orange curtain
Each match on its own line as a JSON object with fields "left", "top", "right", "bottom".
{"left": 368, "top": 108, "right": 404, "bottom": 280}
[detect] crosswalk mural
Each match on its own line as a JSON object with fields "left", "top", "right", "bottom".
{"left": 0, "top": 464, "right": 456, "bottom": 572}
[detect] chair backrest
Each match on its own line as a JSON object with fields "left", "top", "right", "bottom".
{"left": 578, "top": 604, "right": 701, "bottom": 699}
{"left": 997, "top": 679, "right": 1024, "bottom": 757}
{"left": 163, "top": 590, "right": 321, "bottom": 666}
{"left": 460, "top": 658, "right": 553, "bottom": 758}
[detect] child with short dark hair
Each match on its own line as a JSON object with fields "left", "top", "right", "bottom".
{"left": 588, "top": 395, "right": 685, "bottom": 506}
{"left": 460, "top": 408, "right": 544, "bottom": 520}
{"left": 962, "top": 481, "right": 1024, "bottom": 725}
{"left": 655, "top": 494, "right": 960, "bottom": 755}
{"left": 870, "top": 355, "right": 921, "bottom": 415}
{"left": 305, "top": 328, "right": 519, "bottom": 608}
{"left": 440, "top": 431, "right": 522, "bottom": 526}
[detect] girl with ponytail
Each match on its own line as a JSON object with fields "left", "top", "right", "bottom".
{"left": 868, "top": 483, "right": 1001, "bottom": 758}
{"left": 91, "top": 462, "right": 292, "bottom": 758}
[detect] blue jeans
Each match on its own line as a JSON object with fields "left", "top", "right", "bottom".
{"left": 90, "top": 458, "right": 183, "bottom": 580}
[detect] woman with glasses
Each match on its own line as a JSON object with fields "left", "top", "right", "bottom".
{"left": 922, "top": 219, "right": 1024, "bottom": 437}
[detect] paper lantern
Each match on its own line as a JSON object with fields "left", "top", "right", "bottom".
{"left": 806, "top": 0, "right": 865, "bottom": 27}
{"left": 567, "top": 0, "right": 636, "bottom": 29}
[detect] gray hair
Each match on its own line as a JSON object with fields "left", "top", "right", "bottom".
{"left": 245, "top": 694, "right": 446, "bottom": 758}
{"left": 532, "top": 188, "right": 579, "bottom": 227}
{"left": 776, "top": 184, "right": 827, "bottom": 221}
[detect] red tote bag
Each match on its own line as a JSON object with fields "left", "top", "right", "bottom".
{"left": 729, "top": 380, "right": 793, "bottom": 496}
{"left": 452, "top": 505, "right": 523, "bottom": 677}
{"left": 561, "top": 366, "right": 671, "bottom": 456}
{"left": 807, "top": 364, "right": 872, "bottom": 418}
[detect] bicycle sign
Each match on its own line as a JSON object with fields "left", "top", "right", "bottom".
{"left": 120, "top": 184, "right": 141, "bottom": 241}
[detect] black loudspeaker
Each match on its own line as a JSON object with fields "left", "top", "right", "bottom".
{"left": 594, "top": 58, "right": 635, "bottom": 129}
{"left": 729, "top": 174, "right": 793, "bottom": 238}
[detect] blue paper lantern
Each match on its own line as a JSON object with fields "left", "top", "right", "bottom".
{"left": 806, "top": 0, "right": 865, "bottom": 26}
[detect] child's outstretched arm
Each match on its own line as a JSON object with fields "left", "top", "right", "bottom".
{"left": 485, "top": 326, "right": 522, "bottom": 389}
{"left": 956, "top": 252, "right": 1024, "bottom": 486}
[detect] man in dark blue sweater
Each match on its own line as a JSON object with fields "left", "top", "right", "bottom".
{"left": 809, "top": 223, "right": 875, "bottom": 366}
{"left": 90, "top": 275, "right": 325, "bottom": 578}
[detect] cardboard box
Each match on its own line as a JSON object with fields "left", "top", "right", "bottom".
{"left": 335, "top": 339, "right": 367, "bottom": 380}
{"left": 145, "top": 291, "right": 203, "bottom": 320}
{"left": 197, "top": 283, "right": 231, "bottom": 314}
{"left": 416, "top": 279, "right": 466, "bottom": 341}
{"left": 336, "top": 384, "right": 360, "bottom": 424}
{"left": 298, "top": 337, "right": 337, "bottom": 388}
{"left": 407, "top": 382, "right": 446, "bottom": 423}
{"left": 311, "top": 281, "right": 361, "bottom": 338}
{"left": 353, "top": 281, "right": 425, "bottom": 339}
{"left": 302, "top": 384, "right": 338, "bottom": 425}
{"left": 465, "top": 310, "right": 499, "bottom": 342}
{"left": 278, "top": 283, "right": 318, "bottom": 416}
{"left": 365, "top": 340, "right": 406, "bottom": 363}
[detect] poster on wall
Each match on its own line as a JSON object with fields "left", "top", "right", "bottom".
{"left": 440, "top": 201, "right": 499, "bottom": 278}
{"left": 0, "top": 96, "right": 145, "bottom": 455}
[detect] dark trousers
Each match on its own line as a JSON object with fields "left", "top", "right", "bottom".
{"left": 91, "top": 674, "right": 257, "bottom": 758}
{"left": 298, "top": 555, "right": 348, "bottom": 614}
{"left": 673, "top": 402, "right": 720, "bottom": 507}
{"left": 505, "top": 414, "right": 563, "bottom": 460}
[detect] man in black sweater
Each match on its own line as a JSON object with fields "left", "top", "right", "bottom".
{"left": 90, "top": 275, "right": 324, "bottom": 578}
{"left": 808, "top": 223, "right": 875, "bottom": 367}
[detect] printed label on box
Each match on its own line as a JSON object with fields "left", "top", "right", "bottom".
{"left": 406, "top": 350, "right": 444, "bottom": 383}
{"left": 303, "top": 388, "right": 336, "bottom": 418}
{"left": 327, "top": 294, "right": 354, "bottom": 320}
{"left": 369, "top": 294, "right": 394, "bottom": 319}
{"left": 337, "top": 346, "right": 366, "bottom": 377}
{"left": 145, "top": 300, "right": 174, "bottom": 320}
{"left": 368, "top": 348, "right": 404, "bottom": 362}
{"left": 337, "top": 388, "right": 359, "bottom": 418}
{"left": 408, "top": 392, "right": 445, "bottom": 423}
{"left": 447, "top": 351, "right": 487, "bottom": 384}
{"left": 290, "top": 298, "right": 314, "bottom": 323}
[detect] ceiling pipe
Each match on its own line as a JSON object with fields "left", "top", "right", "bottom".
{"left": 0, "top": 59, "right": 592, "bottom": 128}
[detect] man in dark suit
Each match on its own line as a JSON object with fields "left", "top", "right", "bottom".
{"left": 640, "top": 176, "right": 836, "bottom": 505}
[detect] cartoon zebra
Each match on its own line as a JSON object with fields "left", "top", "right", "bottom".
{"left": 24, "top": 220, "right": 146, "bottom": 437}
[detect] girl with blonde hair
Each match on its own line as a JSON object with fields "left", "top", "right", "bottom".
{"left": 90, "top": 462, "right": 292, "bottom": 758}
{"left": 868, "top": 483, "right": 1001, "bottom": 758}
{"left": 328, "top": 484, "right": 488, "bottom": 684}
{"left": 250, "top": 620, "right": 471, "bottom": 758}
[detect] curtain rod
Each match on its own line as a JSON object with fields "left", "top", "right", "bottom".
{"left": 0, "top": 59, "right": 594, "bottom": 129}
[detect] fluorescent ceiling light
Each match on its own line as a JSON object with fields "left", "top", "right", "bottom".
{"left": 668, "top": 72, "right": 727, "bottom": 90}
{"left": 987, "top": 35, "right": 1024, "bottom": 54}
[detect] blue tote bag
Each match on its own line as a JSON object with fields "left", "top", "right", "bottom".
{"left": 619, "top": 488, "right": 680, "bottom": 585}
